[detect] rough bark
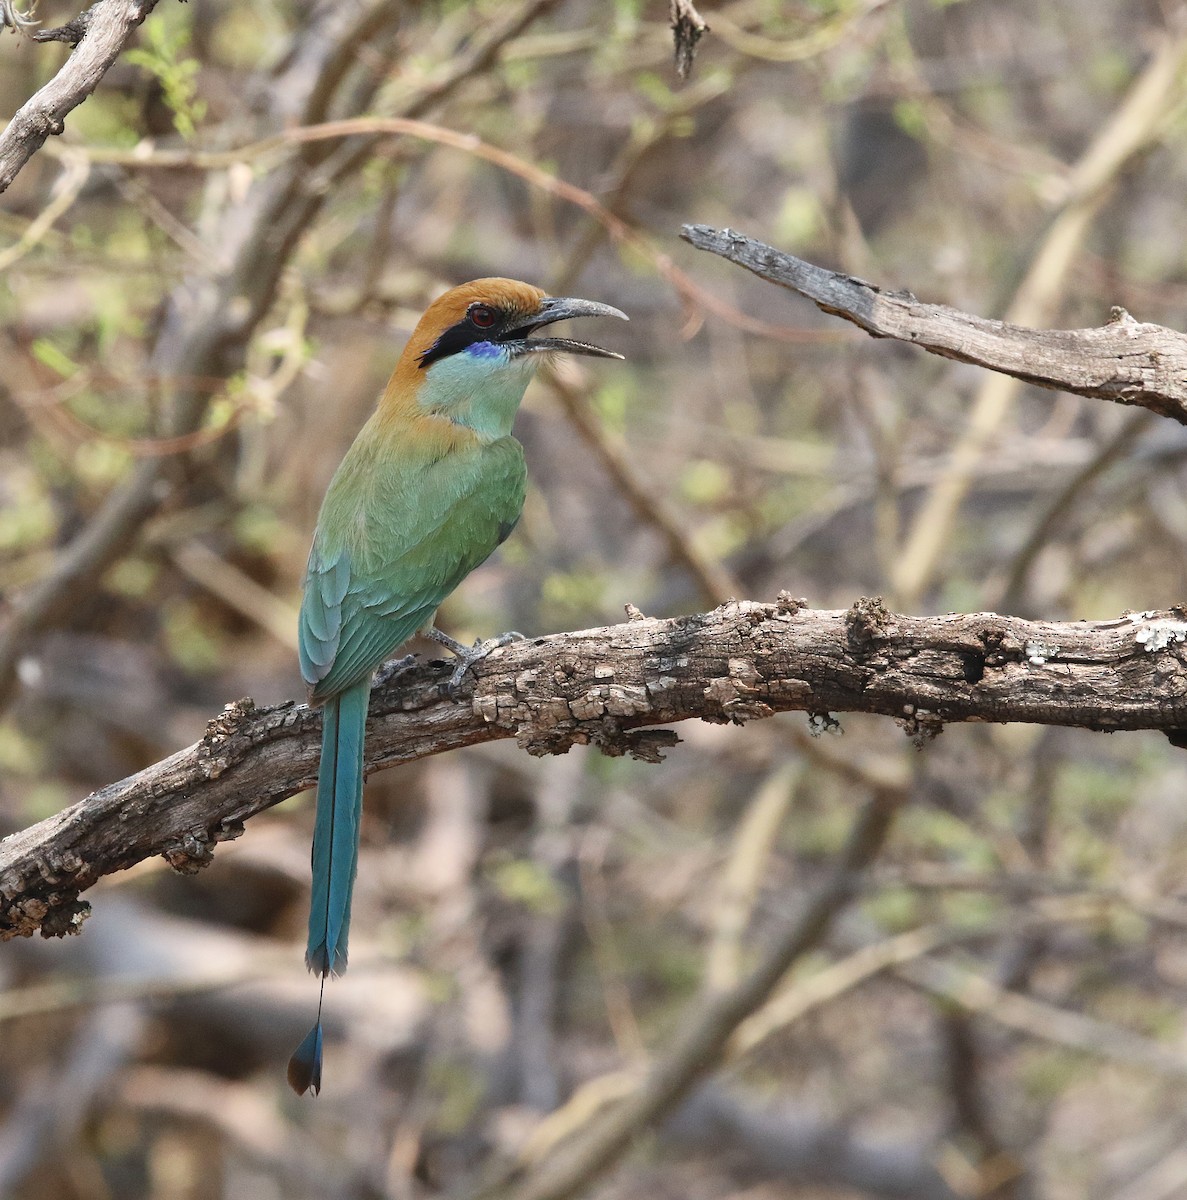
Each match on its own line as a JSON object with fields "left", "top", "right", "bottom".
{"left": 680, "top": 224, "right": 1187, "bottom": 424}
{"left": 5, "top": 597, "right": 1187, "bottom": 942}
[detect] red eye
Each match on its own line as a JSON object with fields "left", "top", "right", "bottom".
{"left": 469, "top": 304, "right": 497, "bottom": 329}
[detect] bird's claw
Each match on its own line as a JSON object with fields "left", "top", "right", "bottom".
{"left": 447, "top": 631, "right": 526, "bottom": 694}
{"left": 425, "top": 628, "right": 525, "bottom": 695}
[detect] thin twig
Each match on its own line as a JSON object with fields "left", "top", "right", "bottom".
{"left": 703, "top": 761, "right": 799, "bottom": 992}
{"left": 0, "top": 151, "right": 89, "bottom": 269}
{"left": 169, "top": 542, "right": 299, "bottom": 652}
{"left": 898, "top": 955, "right": 1187, "bottom": 1080}
{"left": 993, "top": 412, "right": 1156, "bottom": 613}
{"left": 40, "top": 116, "right": 843, "bottom": 347}
{"left": 710, "top": 0, "right": 892, "bottom": 63}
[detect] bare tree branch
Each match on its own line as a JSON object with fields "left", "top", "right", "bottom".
{"left": 5, "top": 597, "right": 1187, "bottom": 942}
{"left": 680, "top": 224, "right": 1187, "bottom": 425}
{"left": 0, "top": 1001, "right": 147, "bottom": 1194}
{"left": 897, "top": 954, "right": 1187, "bottom": 1081}
{"left": 0, "top": 0, "right": 162, "bottom": 194}
{"left": 0, "top": 3, "right": 38, "bottom": 35}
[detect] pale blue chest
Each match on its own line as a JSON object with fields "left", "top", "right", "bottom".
{"left": 419, "top": 346, "right": 538, "bottom": 441}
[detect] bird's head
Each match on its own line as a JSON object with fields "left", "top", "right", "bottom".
{"left": 413, "top": 279, "right": 627, "bottom": 369}
{"left": 388, "top": 279, "right": 627, "bottom": 441}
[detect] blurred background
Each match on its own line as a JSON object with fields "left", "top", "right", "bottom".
{"left": 4, "top": 1, "right": 1187, "bottom": 1197}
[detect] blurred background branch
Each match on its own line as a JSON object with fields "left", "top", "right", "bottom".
{"left": 6, "top": 3, "right": 1187, "bottom": 1199}
{"left": 0, "top": 0, "right": 560, "bottom": 711}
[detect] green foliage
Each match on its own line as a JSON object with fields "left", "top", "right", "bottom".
{"left": 487, "top": 855, "right": 566, "bottom": 915}
{"left": 539, "top": 564, "right": 608, "bottom": 627}
{"left": 678, "top": 458, "right": 731, "bottom": 506}
{"left": 423, "top": 1059, "right": 485, "bottom": 1134}
{"left": 74, "top": 439, "right": 133, "bottom": 489}
{"left": 105, "top": 557, "right": 160, "bottom": 600}
{"left": 0, "top": 469, "right": 56, "bottom": 554}
{"left": 592, "top": 378, "right": 633, "bottom": 436}
{"left": 31, "top": 339, "right": 79, "bottom": 379}
{"left": 69, "top": 93, "right": 142, "bottom": 149}
{"left": 897, "top": 804, "right": 998, "bottom": 870}
{"left": 612, "top": 0, "right": 644, "bottom": 27}
{"left": 210, "top": 1, "right": 288, "bottom": 68}
{"left": 160, "top": 597, "right": 223, "bottom": 673}
{"left": 0, "top": 721, "right": 44, "bottom": 778}
{"left": 1018, "top": 1045, "right": 1087, "bottom": 1104}
{"left": 892, "top": 98, "right": 928, "bottom": 141}
{"left": 773, "top": 185, "right": 823, "bottom": 247}
{"left": 617, "top": 922, "right": 704, "bottom": 1020}
{"left": 125, "top": 20, "right": 206, "bottom": 139}
{"left": 233, "top": 504, "right": 297, "bottom": 557}
{"left": 864, "top": 884, "right": 921, "bottom": 931}
{"left": 21, "top": 782, "right": 74, "bottom": 822}
{"left": 1056, "top": 760, "right": 1139, "bottom": 827}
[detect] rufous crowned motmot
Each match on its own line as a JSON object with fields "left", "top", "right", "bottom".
{"left": 288, "top": 279, "right": 627, "bottom": 1095}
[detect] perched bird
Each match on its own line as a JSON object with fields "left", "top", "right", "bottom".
{"left": 288, "top": 279, "right": 627, "bottom": 1095}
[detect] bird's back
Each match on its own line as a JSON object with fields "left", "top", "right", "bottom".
{"left": 299, "top": 421, "right": 527, "bottom": 700}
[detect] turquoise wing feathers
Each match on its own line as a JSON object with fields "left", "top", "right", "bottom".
{"left": 298, "top": 436, "right": 527, "bottom": 701}
{"left": 297, "top": 434, "right": 527, "bottom": 959}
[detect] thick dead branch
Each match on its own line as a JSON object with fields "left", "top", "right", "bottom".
{"left": 680, "top": 224, "right": 1187, "bottom": 425}
{"left": 5, "top": 598, "right": 1187, "bottom": 941}
{"left": 0, "top": 0, "right": 162, "bottom": 193}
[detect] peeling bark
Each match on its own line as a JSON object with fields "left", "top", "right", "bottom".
{"left": 4, "top": 598, "right": 1187, "bottom": 941}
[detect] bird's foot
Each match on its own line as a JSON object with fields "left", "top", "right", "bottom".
{"left": 426, "top": 627, "right": 525, "bottom": 695}
{"left": 373, "top": 653, "right": 417, "bottom": 688}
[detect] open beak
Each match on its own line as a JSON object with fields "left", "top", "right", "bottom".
{"left": 505, "top": 296, "right": 628, "bottom": 360}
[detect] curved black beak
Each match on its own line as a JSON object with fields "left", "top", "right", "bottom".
{"left": 503, "top": 295, "right": 628, "bottom": 360}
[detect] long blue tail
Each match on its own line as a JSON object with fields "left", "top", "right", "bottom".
{"left": 287, "top": 678, "right": 369, "bottom": 1096}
